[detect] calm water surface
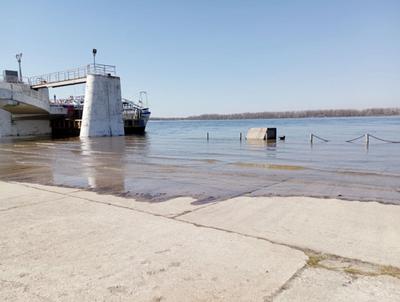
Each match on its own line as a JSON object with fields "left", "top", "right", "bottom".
{"left": 0, "top": 116, "right": 399, "bottom": 202}
{"left": 147, "top": 116, "right": 400, "bottom": 173}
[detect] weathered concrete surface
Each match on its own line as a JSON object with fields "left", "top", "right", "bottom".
{"left": 0, "top": 181, "right": 306, "bottom": 301}
{"left": 22, "top": 182, "right": 207, "bottom": 217}
{"left": 180, "top": 196, "right": 400, "bottom": 267}
{"left": 0, "top": 81, "right": 50, "bottom": 114}
{"left": 80, "top": 74, "right": 124, "bottom": 137}
{"left": 2, "top": 181, "right": 400, "bottom": 301}
{"left": 274, "top": 268, "right": 400, "bottom": 302}
{"left": 0, "top": 182, "right": 66, "bottom": 211}
{"left": 69, "top": 190, "right": 203, "bottom": 217}
{"left": 0, "top": 109, "right": 11, "bottom": 137}
{"left": 246, "top": 127, "right": 276, "bottom": 140}
{"left": 10, "top": 119, "right": 51, "bottom": 137}
{"left": 0, "top": 82, "right": 51, "bottom": 136}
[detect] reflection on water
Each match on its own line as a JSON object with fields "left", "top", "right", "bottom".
{"left": 80, "top": 137, "right": 127, "bottom": 192}
{"left": 246, "top": 139, "right": 277, "bottom": 149}
{"left": 0, "top": 116, "right": 399, "bottom": 202}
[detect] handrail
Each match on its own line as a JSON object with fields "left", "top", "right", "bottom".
{"left": 86, "top": 63, "right": 116, "bottom": 76}
{"left": 28, "top": 63, "right": 116, "bottom": 86}
{"left": 122, "top": 98, "right": 143, "bottom": 110}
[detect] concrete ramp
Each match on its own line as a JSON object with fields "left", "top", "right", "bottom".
{"left": 0, "top": 81, "right": 50, "bottom": 114}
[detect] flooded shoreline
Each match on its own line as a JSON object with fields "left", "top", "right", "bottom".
{"left": 1, "top": 116, "right": 399, "bottom": 205}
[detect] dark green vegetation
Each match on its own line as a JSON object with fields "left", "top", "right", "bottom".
{"left": 152, "top": 107, "right": 400, "bottom": 120}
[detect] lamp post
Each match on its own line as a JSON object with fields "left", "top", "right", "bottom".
{"left": 139, "top": 91, "right": 148, "bottom": 107}
{"left": 92, "top": 48, "right": 97, "bottom": 69}
{"left": 16, "top": 53, "right": 23, "bottom": 82}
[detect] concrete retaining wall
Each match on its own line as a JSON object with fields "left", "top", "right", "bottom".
{"left": 10, "top": 119, "right": 51, "bottom": 137}
{"left": 80, "top": 74, "right": 124, "bottom": 137}
{"left": 0, "top": 82, "right": 51, "bottom": 137}
{"left": 0, "top": 109, "right": 11, "bottom": 137}
{"left": 0, "top": 112, "right": 51, "bottom": 137}
{"left": 0, "top": 81, "right": 50, "bottom": 114}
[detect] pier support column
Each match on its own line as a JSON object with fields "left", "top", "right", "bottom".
{"left": 37, "top": 87, "right": 49, "bottom": 102}
{"left": 0, "top": 109, "right": 11, "bottom": 137}
{"left": 80, "top": 74, "right": 124, "bottom": 137}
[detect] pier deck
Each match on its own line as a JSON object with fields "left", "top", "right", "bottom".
{"left": 29, "top": 64, "right": 116, "bottom": 89}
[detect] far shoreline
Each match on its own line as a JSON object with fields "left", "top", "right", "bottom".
{"left": 151, "top": 107, "right": 400, "bottom": 121}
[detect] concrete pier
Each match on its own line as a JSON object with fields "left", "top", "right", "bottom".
{"left": 0, "top": 63, "right": 127, "bottom": 138}
{"left": 0, "top": 81, "right": 51, "bottom": 137}
{"left": 0, "top": 109, "right": 11, "bottom": 137}
{"left": 80, "top": 74, "right": 124, "bottom": 137}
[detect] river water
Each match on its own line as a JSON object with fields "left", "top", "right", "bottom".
{"left": 0, "top": 116, "right": 399, "bottom": 204}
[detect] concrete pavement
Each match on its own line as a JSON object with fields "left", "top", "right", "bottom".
{"left": 1, "top": 181, "right": 400, "bottom": 301}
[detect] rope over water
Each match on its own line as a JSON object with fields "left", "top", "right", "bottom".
{"left": 345, "top": 134, "right": 365, "bottom": 143}
{"left": 346, "top": 134, "right": 400, "bottom": 144}
{"left": 368, "top": 134, "right": 400, "bottom": 144}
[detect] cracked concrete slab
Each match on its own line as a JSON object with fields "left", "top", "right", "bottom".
{"left": 67, "top": 190, "right": 208, "bottom": 217}
{"left": 16, "top": 182, "right": 83, "bottom": 194}
{"left": 0, "top": 181, "right": 306, "bottom": 301}
{"left": 179, "top": 196, "right": 400, "bottom": 267}
{"left": 273, "top": 267, "right": 400, "bottom": 302}
{"left": 0, "top": 182, "right": 65, "bottom": 211}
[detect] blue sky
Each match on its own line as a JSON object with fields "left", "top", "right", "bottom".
{"left": 1, "top": 0, "right": 399, "bottom": 117}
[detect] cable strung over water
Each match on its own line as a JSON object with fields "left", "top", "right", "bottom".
{"left": 346, "top": 134, "right": 400, "bottom": 144}
{"left": 345, "top": 134, "right": 366, "bottom": 143}
{"left": 307, "top": 133, "right": 400, "bottom": 145}
{"left": 368, "top": 134, "right": 400, "bottom": 144}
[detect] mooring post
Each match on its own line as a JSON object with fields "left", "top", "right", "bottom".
{"left": 207, "top": 132, "right": 209, "bottom": 141}
{"left": 310, "top": 133, "right": 314, "bottom": 144}
{"left": 365, "top": 133, "right": 369, "bottom": 147}
{"left": 240, "top": 132, "right": 242, "bottom": 141}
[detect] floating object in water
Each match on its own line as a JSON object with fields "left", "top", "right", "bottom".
{"left": 279, "top": 136, "right": 285, "bottom": 141}
{"left": 246, "top": 128, "right": 277, "bottom": 140}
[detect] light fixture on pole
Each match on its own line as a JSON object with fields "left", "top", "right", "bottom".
{"left": 139, "top": 91, "right": 148, "bottom": 107}
{"left": 92, "top": 48, "right": 97, "bottom": 68}
{"left": 16, "top": 53, "right": 23, "bottom": 82}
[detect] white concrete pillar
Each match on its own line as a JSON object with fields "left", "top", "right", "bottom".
{"left": 80, "top": 74, "right": 124, "bottom": 137}
{"left": 0, "top": 109, "right": 12, "bottom": 137}
{"left": 37, "top": 87, "right": 49, "bottom": 102}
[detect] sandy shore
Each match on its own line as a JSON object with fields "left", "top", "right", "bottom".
{"left": 1, "top": 181, "right": 400, "bottom": 301}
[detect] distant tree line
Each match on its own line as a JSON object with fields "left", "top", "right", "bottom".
{"left": 151, "top": 107, "right": 400, "bottom": 120}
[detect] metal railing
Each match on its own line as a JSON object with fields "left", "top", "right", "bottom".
{"left": 86, "top": 63, "right": 116, "bottom": 76}
{"left": 50, "top": 95, "right": 85, "bottom": 107}
{"left": 29, "top": 63, "right": 116, "bottom": 86}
